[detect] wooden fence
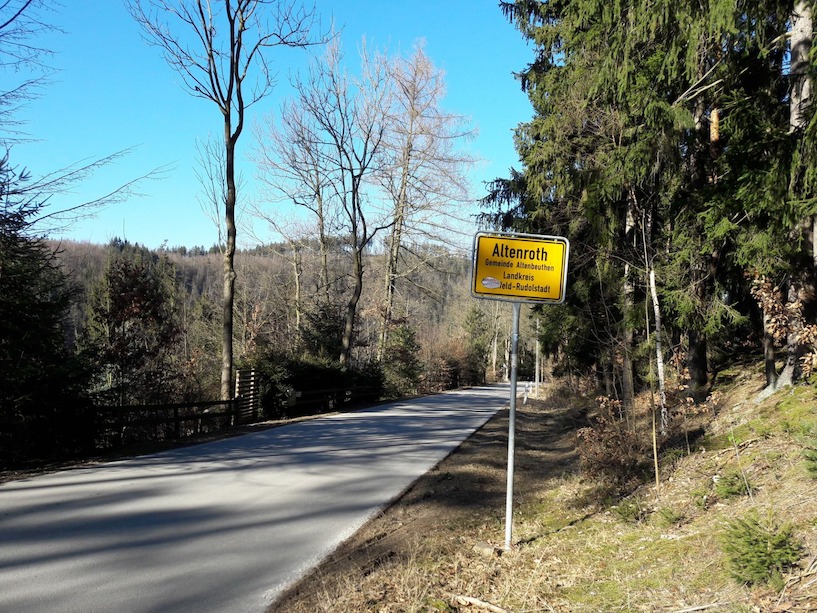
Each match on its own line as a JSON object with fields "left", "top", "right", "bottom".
{"left": 93, "top": 370, "right": 378, "bottom": 451}
{"left": 286, "top": 385, "right": 380, "bottom": 417}
{"left": 95, "top": 369, "right": 263, "bottom": 449}
{"left": 94, "top": 399, "right": 234, "bottom": 449}
{"left": 234, "top": 369, "right": 262, "bottom": 424}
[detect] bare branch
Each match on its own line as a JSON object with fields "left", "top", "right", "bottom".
{"left": 194, "top": 135, "right": 227, "bottom": 248}
{"left": 126, "top": 0, "right": 325, "bottom": 121}
{"left": 0, "top": 0, "right": 60, "bottom": 142}
{"left": 27, "top": 151, "right": 171, "bottom": 232}
{"left": 0, "top": 147, "right": 170, "bottom": 234}
{"left": 0, "top": 0, "right": 57, "bottom": 71}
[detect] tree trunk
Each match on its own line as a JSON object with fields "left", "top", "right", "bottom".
{"left": 686, "top": 330, "right": 708, "bottom": 396}
{"left": 621, "top": 201, "right": 636, "bottom": 415}
{"left": 772, "top": 4, "right": 812, "bottom": 389}
{"left": 340, "top": 246, "right": 364, "bottom": 367}
{"left": 604, "top": 355, "right": 614, "bottom": 397}
{"left": 790, "top": 1, "right": 812, "bottom": 134}
{"left": 378, "top": 102, "right": 414, "bottom": 362}
{"left": 221, "top": 131, "right": 237, "bottom": 401}
{"left": 776, "top": 1, "right": 814, "bottom": 389}
{"left": 777, "top": 284, "right": 804, "bottom": 387}
{"left": 293, "top": 244, "right": 302, "bottom": 339}
{"left": 813, "top": 216, "right": 817, "bottom": 269}
{"left": 622, "top": 323, "right": 635, "bottom": 412}
{"left": 378, "top": 196, "right": 405, "bottom": 361}
{"left": 684, "top": 100, "right": 711, "bottom": 398}
{"left": 316, "top": 188, "right": 331, "bottom": 308}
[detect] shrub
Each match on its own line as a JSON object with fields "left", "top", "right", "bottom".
{"left": 612, "top": 496, "right": 647, "bottom": 523}
{"left": 691, "top": 486, "right": 711, "bottom": 509}
{"left": 576, "top": 397, "right": 647, "bottom": 484}
{"left": 720, "top": 510, "right": 801, "bottom": 589}
{"left": 347, "top": 360, "right": 385, "bottom": 405}
{"left": 660, "top": 446, "right": 687, "bottom": 470}
{"left": 656, "top": 506, "right": 685, "bottom": 527}
{"left": 382, "top": 325, "right": 422, "bottom": 398}
{"left": 714, "top": 469, "right": 754, "bottom": 500}
{"left": 420, "top": 355, "right": 461, "bottom": 393}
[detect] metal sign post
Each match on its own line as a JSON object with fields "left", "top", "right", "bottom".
{"left": 505, "top": 301, "right": 521, "bottom": 550}
{"left": 470, "top": 231, "right": 569, "bottom": 551}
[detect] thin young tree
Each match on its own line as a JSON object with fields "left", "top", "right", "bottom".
{"left": 127, "top": 0, "right": 323, "bottom": 399}
{"left": 246, "top": 208, "right": 317, "bottom": 347}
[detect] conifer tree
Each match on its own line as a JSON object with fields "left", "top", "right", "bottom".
{"left": 0, "top": 156, "right": 93, "bottom": 464}
{"left": 83, "top": 241, "right": 182, "bottom": 405}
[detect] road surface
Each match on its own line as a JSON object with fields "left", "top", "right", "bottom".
{"left": 0, "top": 385, "right": 509, "bottom": 613}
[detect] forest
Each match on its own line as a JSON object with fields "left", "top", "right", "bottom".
{"left": 483, "top": 1, "right": 817, "bottom": 414}
{"left": 3, "top": 0, "right": 817, "bottom": 470}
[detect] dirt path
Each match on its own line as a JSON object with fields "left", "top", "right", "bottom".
{"left": 268, "top": 396, "right": 585, "bottom": 612}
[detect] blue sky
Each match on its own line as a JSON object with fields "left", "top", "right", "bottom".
{"left": 11, "top": 1, "right": 533, "bottom": 249}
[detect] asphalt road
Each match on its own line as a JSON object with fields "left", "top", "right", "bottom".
{"left": 0, "top": 384, "right": 509, "bottom": 613}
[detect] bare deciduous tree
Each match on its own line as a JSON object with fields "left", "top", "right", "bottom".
{"left": 127, "top": 0, "right": 323, "bottom": 399}
{"left": 376, "top": 44, "right": 476, "bottom": 360}
{"left": 253, "top": 97, "right": 337, "bottom": 307}
{"left": 257, "top": 39, "right": 392, "bottom": 366}
{"left": 256, "top": 40, "right": 476, "bottom": 366}
{"left": 315, "top": 40, "right": 392, "bottom": 366}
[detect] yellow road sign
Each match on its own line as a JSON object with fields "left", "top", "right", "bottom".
{"left": 471, "top": 232, "right": 569, "bottom": 303}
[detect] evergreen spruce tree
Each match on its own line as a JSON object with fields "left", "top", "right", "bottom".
{"left": 83, "top": 241, "right": 182, "bottom": 405}
{"left": 0, "top": 156, "right": 94, "bottom": 465}
{"left": 382, "top": 324, "right": 422, "bottom": 398}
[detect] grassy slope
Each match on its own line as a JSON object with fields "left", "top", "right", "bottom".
{"left": 270, "top": 365, "right": 817, "bottom": 612}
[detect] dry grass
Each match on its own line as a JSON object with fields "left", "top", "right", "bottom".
{"left": 269, "top": 369, "right": 817, "bottom": 613}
